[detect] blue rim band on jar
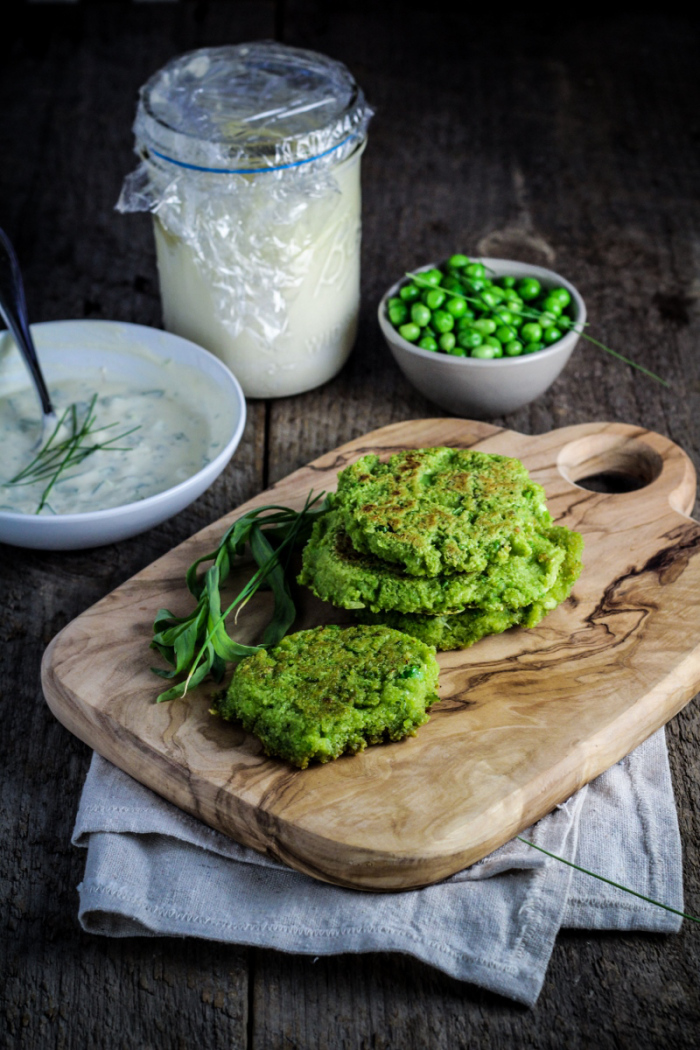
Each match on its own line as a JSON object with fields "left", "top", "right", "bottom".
{"left": 147, "top": 135, "right": 358, "bottom": 175}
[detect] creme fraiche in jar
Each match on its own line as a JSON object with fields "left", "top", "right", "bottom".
{"left": 118, "top": 43, "right": 372, "bottom": 399}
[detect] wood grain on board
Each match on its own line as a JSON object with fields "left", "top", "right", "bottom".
{"left": 42, "top": 418, "right": 700, "bottom": 890}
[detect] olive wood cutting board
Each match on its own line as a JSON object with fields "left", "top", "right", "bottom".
{"left": 42, "top": 419, "right": 700, "bottom": 890}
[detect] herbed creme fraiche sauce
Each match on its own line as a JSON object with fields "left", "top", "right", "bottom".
{"left": 0, "top": 369, "right": 225, "bottom": 515}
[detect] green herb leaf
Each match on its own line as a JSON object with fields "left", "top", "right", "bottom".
{"left": 151, "top": 491, "right": 328, "bottom": 702}
{"left": 204, "top": 565, "right": 262, "bottom": 664}
{"left": 249, "top": 525, "right": 296, "bottom": 646}
{"left": 155, "top": 656, "right": 216, "bottom": 703}
{"left": 173, "top": 606, "right": 207, "bottom": 674}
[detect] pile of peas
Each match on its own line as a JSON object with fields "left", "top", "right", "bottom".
{"left": 386, "top": 256, "right": 575, "bottom": 359}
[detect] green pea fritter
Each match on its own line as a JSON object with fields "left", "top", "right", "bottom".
{"left": 332, "top": 447, "right": 553, "bottom": 577}
{"left": 298, "top": 508, "right": 568, "bottom": 615}
{"left": 357, "top": 526, "right": 584, "bottom": 650}
{"left": 215, "top": 625, "right": 440, "bottom": 769}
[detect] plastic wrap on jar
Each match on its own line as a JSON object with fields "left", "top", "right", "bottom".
{"left": 118, "top": 42, "right": 373, "bottom": 398}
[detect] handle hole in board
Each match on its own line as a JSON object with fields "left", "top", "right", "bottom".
{"left": 558, "top": 435, "right": 663, "bottom": 494}
{"left": 574, "top": 470, "right": 647, "bottom": 494}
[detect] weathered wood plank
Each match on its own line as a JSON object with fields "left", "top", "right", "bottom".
{"left": 2, "top": 2, "right": 700, "bottom": 1048}
{"left": 0, "top": 3, "right": 274, "bottom": 1049}
{"left": 257, "top": 3, "right": 700, "bottom": 1047}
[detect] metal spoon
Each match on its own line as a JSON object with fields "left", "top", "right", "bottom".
{"left": 0, "top": 227, "right": 58, "bottom": 443}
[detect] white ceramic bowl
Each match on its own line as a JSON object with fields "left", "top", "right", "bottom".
{"left": 379, "top": 258, "right": 586, "bottom": 418}
{"left": 0, "top": 320, "right": 246, "bottom": 550}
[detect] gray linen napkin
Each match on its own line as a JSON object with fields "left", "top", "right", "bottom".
{"left": 72, "top": 729, "right": 683, "bottom": 1006}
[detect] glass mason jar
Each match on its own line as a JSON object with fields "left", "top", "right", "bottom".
{"left": 118, "top": 43, "right": 372, "bottom": 398}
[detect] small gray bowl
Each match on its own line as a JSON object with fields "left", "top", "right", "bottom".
{"left": 378, "top": 258, "right": 586, "bottom": 418}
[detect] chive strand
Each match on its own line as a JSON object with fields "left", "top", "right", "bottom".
{"left": 574, "top": 331, "right": 670, "bottom": 388}
{"left": 517, "top": 837, "right": 699, "bottom": 924}
{"left": 5, "top": 393, "right": 141, "bottom": 513}
{"left": 405, "top": 271, "right": 669, "bottom": 388}
{"left": 9, "top": 406, "right": 71, "bottom": 483}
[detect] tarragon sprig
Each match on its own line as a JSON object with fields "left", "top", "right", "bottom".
{"left": 150, "top": 490, "right": 328, "bottom": 703}
{"left": 6, "top": 393, "right": 141, "bottom": 513}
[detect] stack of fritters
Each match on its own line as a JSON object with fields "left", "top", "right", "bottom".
{"left": 298, "top": 447, "right": 583, "bottom": 650}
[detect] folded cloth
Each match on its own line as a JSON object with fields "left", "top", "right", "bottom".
{"left": 72, "top": 729, "right": 683, "bottom": 1007}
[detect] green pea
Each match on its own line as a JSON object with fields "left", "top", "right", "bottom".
{"left": 388, "top": 303, "right": 408, "bottom": 326}
{"left": 495, "top": 325, "right": 517, "bottom": 343}
{"left": 541, "top": 297, "right": 563, "bottom": 317}
{"left": 448, "top": 254, "right": 470, "bottom": 269}
{"left": 432, "top": 310, "right": 454, "bottom": 333}
{"left": 458, "top": 329, "right": 483, "bottom": 349}
{"left": 446, "top": 297, "right": 467, "bottom": 318}
{"left": 520, "top": 322, "right": 543, "bottom": 343}
{"left": 549, "top": 287, "right": 571, "bottom": 307}
{"left": 400, "top": 283, "right": 421, "bottom": 302}
{"left": 441, "top": 275, "right": 464, "bottom": 293}
{"left": 480, "top": 289, "right": 501, "bottom": 309}
{"left": 411, "top": 302, "right": 432, "bottom": 327}
{"left": 424, "top": 288, "right": 446, "bottom": 310}
{"left": 393, "top": 270, "right": 578, "bottom": 365}
{"left": 517, "top": 277, "right": 541, "bottom": 301}
{"left": 398, "top": 322, "right": 421, "bottom": 342}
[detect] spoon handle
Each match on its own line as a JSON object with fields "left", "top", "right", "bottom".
{"left": 0, "top": 227, "right": 54, "bottom": 416}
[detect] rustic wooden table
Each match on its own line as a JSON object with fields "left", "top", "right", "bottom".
{"left": 2, "top": 3, "right": 700, "bottom": 1047}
